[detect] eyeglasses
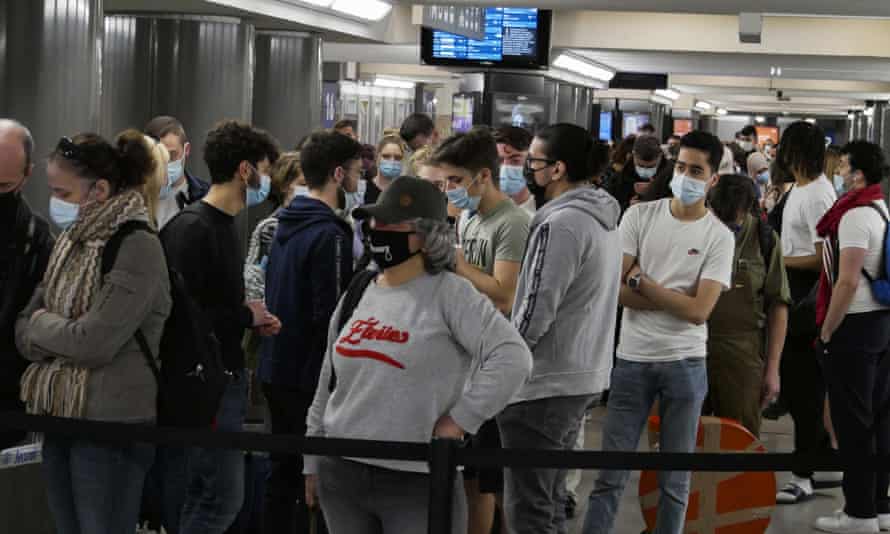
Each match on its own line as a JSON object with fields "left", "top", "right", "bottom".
{"left": 524, "top": 158, "right": 557, "bottom": 173}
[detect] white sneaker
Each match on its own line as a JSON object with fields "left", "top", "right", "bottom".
{"left": 815, "top": 511, "right": 879, "bottom": 533}
{"left": 776, "top": 476, "right": 814, "bottom": 504}
{"left": 878, "top": 514, "right": 890, "bottom": 531}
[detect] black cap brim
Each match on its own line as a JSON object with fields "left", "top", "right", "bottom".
{"left": 352, "top": 204, "right": 406, "bottom": 225}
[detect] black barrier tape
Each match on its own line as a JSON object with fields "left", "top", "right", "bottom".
{"left": 1, "top": 412, "right": 888, "bottom": 473}
{"left": 0, "top": 412, "right": 428, "bottom": 463}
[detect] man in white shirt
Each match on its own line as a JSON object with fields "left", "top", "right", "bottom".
{"left": 774, "top": 121, "right": 841, "bottom": 504}
{"left": 144, "top": 116, "right": 209, "bottom": 229}
{"left": 583, "top": 131, "right": 734, "bottom": 534}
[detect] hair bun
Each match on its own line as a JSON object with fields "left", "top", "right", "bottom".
{"left": 115, "top": 128, "right": 156, "bottom": 189}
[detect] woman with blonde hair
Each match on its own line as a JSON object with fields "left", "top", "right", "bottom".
{"left": 141, "top": 135, "right": 170, "bottom": 228}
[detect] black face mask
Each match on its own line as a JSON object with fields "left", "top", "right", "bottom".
{"left": 524, "top": 167, "right": 550, "bottom": 208}
{"left": 368, "top": 229, "right": 419, "bottom": 269}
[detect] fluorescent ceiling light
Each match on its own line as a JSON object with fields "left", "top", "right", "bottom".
{"left": 716, "top": 108, "right": 728, "bottom": 116}
{"left": 848, "top": 112, "right": 856, "bottom": 120}
{"left": 299, "top": 0, "right": 334, "bottom": 6}
{"left": 553, "top": 53, "right": 615, "bottom": 82}
{"left": 654, "top": 89, "right": 679, "bottom": 101}
{"left": 331, "top": 0, "right": 392, "bottom": 21}
{"left": 374, "top": 76, "right": 415, "bottom": 89}
{"left": 805, "top": 118, "right": 817, "bottom": 124}
{"left": 695, "top": 101, "right": 712, "bottom": 111}
{"left": 864, "top": 107, "right": 875, "bottom": 117}
{"left": 755, "top": 116, "right": 766, "bottom": 123}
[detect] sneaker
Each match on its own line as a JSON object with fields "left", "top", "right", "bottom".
{"left": 815, "top": 511, "right": 879, "bottom": 533}
{"left": 814, "top": 471, "right": 844, "bottom": 489}
{"left": 878, "top": 514, "right": 890, "bottom": 531}
{"left": 777, "top": 476, "right": 814, "bottom": 504}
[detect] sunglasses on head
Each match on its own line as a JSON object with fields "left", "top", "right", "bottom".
{"left": 56, "top": 137, "right": 83, "bottom": 161}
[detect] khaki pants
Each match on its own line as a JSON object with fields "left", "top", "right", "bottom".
{"left": 705, "top": 332, "right": 764, "bottom": 436}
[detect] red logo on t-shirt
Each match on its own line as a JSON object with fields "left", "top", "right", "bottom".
{"left": 335, "top": 318, "right": 409, "bottom": 369}
{"left": 688, "top": 248, "right": 700, "bottom": 256}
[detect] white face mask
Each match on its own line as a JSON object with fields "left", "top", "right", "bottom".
{"left": 739, "top": 140, "right": 755, "bottom": 152}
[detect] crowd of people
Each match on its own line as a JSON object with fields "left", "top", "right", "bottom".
{"left": 0, "top": 109, "right": 889, "bottom": 534}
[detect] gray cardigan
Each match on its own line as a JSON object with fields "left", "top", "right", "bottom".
{"left": 15, "top": 229, "right": 171, "bottom": 422}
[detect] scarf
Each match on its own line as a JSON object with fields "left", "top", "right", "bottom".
{"left": 20, "top": 190, "right": 148, "bottom": 418}
{"left": 815, "top": 183, "right": 884, "bottom": 326}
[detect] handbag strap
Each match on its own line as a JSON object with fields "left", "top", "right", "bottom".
{"left": 134, "top": 329, "right": 161, "bottom": 384}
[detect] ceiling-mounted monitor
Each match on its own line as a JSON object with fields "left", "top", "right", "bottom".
{"left": 421, "top": 8, "right": 552, "bottom": 70}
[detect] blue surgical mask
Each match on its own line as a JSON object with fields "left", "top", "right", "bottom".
{"left": 379, "top": 160, "right": 402, "bottom": 180}
{"left": 247, "top": 174, "right": 271, "bottom": 207}
{"left": 446, "top": 178, "right": 481, "bottom": 211}
{"left": 500, "top": 165, "right": 526, "bottom": 196}
{"left": 670, "top": 173, "right": 707, "bottom": 206}
{"left": 756, "top": 171, "right": 770, "bottom": 185}
{"left": 636, "top": 166, "right": 657, "bottom": 180}
{"left": 50, "top": 196, "right": 81, "bottom": 230}
{"left": 162, "top": 158, "right": 185, "bottom": 199}
{"left": 833, "top": 174, "right": 846, "bottom": 195}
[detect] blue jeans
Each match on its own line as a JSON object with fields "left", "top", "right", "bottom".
{"left": 583, "top": 358, "right": 707, "bottom": 534}
{"left": 179, "top": 370, "right": 248, "bottom": 534}
{"left": 42, "top": 435, "right": 155, "bottom": 534}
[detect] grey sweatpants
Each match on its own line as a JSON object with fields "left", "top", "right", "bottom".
{"left": 497, "top": 395, "right": 593, "bottom": 534}
{"left": 317, "top": 456, "right": 467, "bottom": 534}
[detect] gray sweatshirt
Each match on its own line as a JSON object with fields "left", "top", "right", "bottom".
{"left": 305, "top": 271, "right": 532, "bottom": 474}
{"left": 511, "top": 186, "right": 622, "bottom": 403}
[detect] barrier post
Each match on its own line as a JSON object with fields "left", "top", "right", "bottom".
{"left": 428, "top": 437, "right": 459, "bottom": 534}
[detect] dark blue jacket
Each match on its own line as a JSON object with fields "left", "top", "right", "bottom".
{"left": 175, "top": 171, "right": 210, "bottom": 211}
{"left": 259, "top": 196, "right": 354, "bottom": 391}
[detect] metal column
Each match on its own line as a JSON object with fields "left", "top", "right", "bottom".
{"left": 0, "top": 0, "right": 104, "bottom": 219}
{"left": 253, "top": 32, "right": 322, "bottom": 151}
{"left": 102, "top": 14, "right": 255, "bottom": 181}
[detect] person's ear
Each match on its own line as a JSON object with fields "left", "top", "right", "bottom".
{"left": 333, "top": 166, "right": 345, "bottom": 187}
{"left": 24, "top": 163, "right": 33, "bottom": 179}
{"left": 183, "top": 142, "right": 191, "bottom": 160}
{"left": 93, "top": 178, "right": 112, "bottom": 202}
{"left": 553, "top": 161, "right": 567, "bottom": 181}
{"left": 479, "top": 168, "right": 493, "bottom": 186}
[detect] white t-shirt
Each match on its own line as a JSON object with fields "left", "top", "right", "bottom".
{"left": 838, "top": 200, "right": 890, "bottom": 314}
{"left": 618, "top": 198, "right": 734, "bottom": 362}
{"left": 781, "top": 175, "right": 837, "bottom": 258}
{"left": 157, "top": 179, "right": 189, "bottom": 229}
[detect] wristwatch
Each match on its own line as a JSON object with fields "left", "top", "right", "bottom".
{"left": 627, "top": 273, "right": 643, "bottom": 292}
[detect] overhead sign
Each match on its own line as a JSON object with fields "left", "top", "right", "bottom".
{"left": 422, "top": 5, "right": 486, "bottom": 40}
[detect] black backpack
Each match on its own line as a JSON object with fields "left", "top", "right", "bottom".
{"left": 102, "top": 221, "right": 229, "bottom": 428}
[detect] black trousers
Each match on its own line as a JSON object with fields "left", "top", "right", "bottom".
{"left": 783, "top": 269, "right": 834, "bottom": 479}
{"left": 822, "top": 310, "right": 890, "bottom": 519}
{"left": 261, "top": 383, "right": 325, "bottom": 534}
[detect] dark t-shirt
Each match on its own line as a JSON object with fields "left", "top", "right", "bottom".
{"left": 161, "top": 201, "right": 253, "bottom": 372}
{"left": 364, "top": 178, "right": 382, "bottom": 205}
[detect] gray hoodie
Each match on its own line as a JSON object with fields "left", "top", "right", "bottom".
{"left": 511, "top": 186, "right": 622, "bottom": 403}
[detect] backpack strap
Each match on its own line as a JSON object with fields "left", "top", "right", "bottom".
{"left": 101, "top": 220, "right": 155, "bottom": 276}
{"left": 861, "top": 203, "right": 890, "bottom": 283}
{"left": 101, "top": 220, "right": 160, "bottom": 385}
{"left": 328, "top": 269, "right": 378, "bottom": 393}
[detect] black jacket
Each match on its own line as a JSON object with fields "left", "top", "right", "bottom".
{"left": 0, "top": 196, "right": 53, "bottom": 446}
{"left": 608, "top": 158, "right": 673, "bottom": 213}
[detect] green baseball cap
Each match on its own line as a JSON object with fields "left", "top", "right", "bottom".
{"left": 353, "top": 176, "right": 447, "bottom": 224}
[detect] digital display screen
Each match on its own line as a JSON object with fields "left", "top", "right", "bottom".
{"left": 623, "top": 113, "right": 651, "bottom": 137}
{"left": 431, "top": 8, "right": 538, "bottom": 62}
{"left": 452, "top": 94, "right": 475, "bottom": 133}
{"left": 599, "top": 112, "right": 613, "bottom": 141}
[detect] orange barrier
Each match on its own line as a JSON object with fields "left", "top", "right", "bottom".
{"left": 638, "top": 416, "right": 777, "bottom": 534}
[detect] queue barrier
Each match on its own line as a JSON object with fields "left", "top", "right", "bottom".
{"left": 1, "top": 411, "right": 887, "bottom": 534}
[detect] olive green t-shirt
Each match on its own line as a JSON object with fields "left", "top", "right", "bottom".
{"left": 459, "top": 199, "right": 531, "bottom": 276}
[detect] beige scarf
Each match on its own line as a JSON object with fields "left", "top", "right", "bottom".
{"left": 20, "top": 189, "right": 148, "bottom": 418}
